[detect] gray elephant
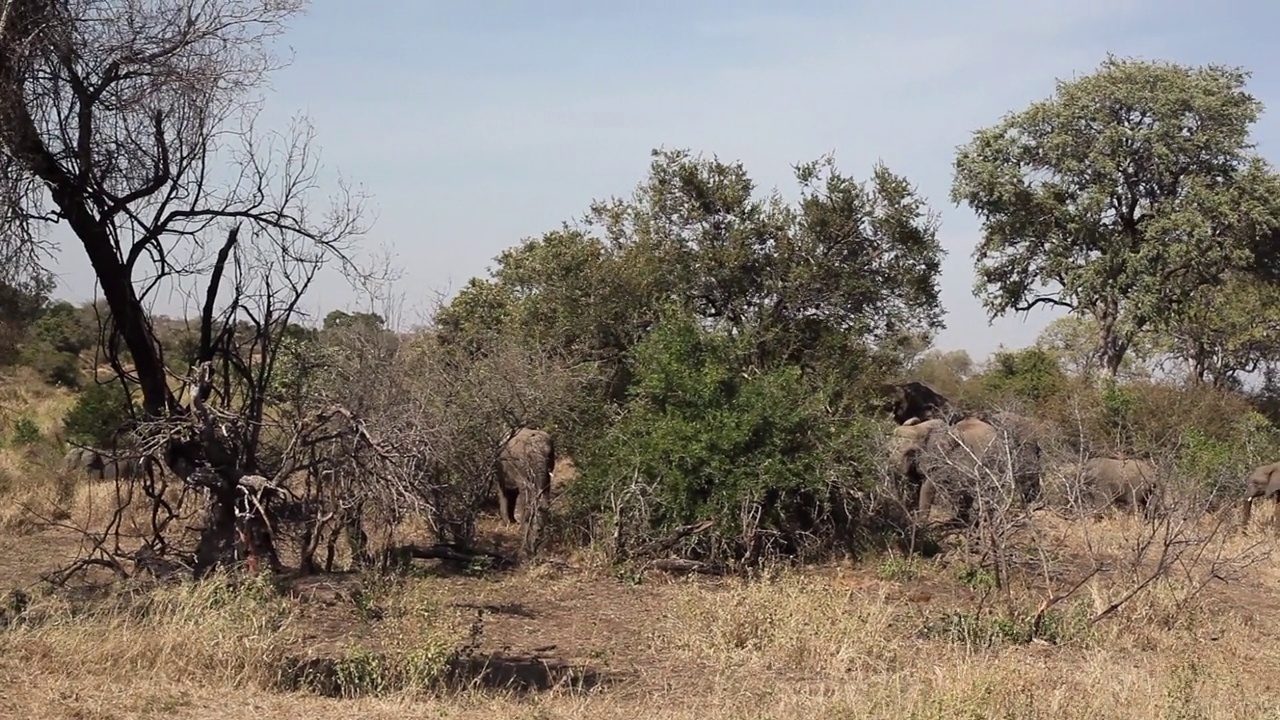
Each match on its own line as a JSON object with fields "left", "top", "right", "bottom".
{"left": 888, "top": 415, "right": 1041, "bottom": 527}
{"left": 494, "top": 427, "right": 555, "bottom": 555}
{"left": 63, "top": 446, "right": 102, "bottom": 476}
{"left": 1240, "top": 461, "right": 1280, "bottom": 530}
{"left": 1060, "top": 456, "right": 1159, "bottom": 518}
{"left": 62, "top": 446, "right": 152, "bottom": 481}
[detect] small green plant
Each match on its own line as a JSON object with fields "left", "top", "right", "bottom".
{"left": 953, "top": 563, "right": 998, "bottom": 593}
{"left": 8, "top": 417, "right": 40, "bottom": 446}
{"left": 875, "top": 553, "right": 922, "bottom": 582}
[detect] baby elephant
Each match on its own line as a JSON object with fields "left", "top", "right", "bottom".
{"left": 1072, "top": 456, "right": 1159, "bottom": 518}
{"left": 1240, "top": 461, "right": 1280, "bottom": 531}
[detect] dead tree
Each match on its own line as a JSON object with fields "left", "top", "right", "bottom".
{"left": 0, "top": 0, "right": 385, "bottom": 578}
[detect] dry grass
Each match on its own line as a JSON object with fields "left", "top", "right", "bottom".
{"left": 0, "top": 514, "right": 1274, "bottom": 719}
{"left": 0, "top": 368, "right": 78, "bottom": 533}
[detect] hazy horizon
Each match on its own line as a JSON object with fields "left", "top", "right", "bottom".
{"left": 36, "top": 0, "right": 1280, "bottom": 361}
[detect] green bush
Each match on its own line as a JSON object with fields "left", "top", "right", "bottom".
{"left": 1176, "top": 411, "right": 1280, "bottom": 501}
{"left": 980, "top": 347, "right": 1067, "bottom": 406}
{"left": 20, "top": 345, "right": 82, "bottom": 388}
{"left": 30, "top": 301, "right": 94, "bottom": 355}
{"left": 63, "top": 380, "right": 137, "bottom": 448}
{"left": 8, "top": 417, "right": 41, "bottom": 446}
{"left": 570, "top": 311, "right": 878, "bottom": 564}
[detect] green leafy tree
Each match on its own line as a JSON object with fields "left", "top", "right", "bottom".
{"left": 30, "top": 301, "right": 94, "bottom": 354}
{"left": 440, "top": 148, "right": 947, "bottom": 416}
{"left": 1147, "top": 274, "right": 1280, "bottom": 388}
{"left": 952, "top": 55, "right": 1280, "bottom": 377}
{"left": 0, "top": 272, "right": 53, "bottom": 364}
{"left": 1034, "top": 315, "right": 1153, "bottom": 380}
{"left": 323, "top": 310, "right": 385, "bottom": 331}
{"left": 906, "top": 347, "right": 974, "bottom": 400}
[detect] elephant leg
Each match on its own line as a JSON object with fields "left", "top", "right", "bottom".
{"left": 1140, "top": 489, "right": 1157, "bottom": 522}
{"left": 916, "top": 479, "right": 937, "bottom": 521}
{"left": 497, "top": 482, "right": 519, "bottom": 524}
{"left": 1271, "top": 495, "right": 1280, "bottom": 534}
{"left": 954, "top": 491, "right": 976, "bottom": 527}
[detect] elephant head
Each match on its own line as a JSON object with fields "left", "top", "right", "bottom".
{"left": 878, "top": 381, "right": 954, "bottom": 425}
{"left": 63, "top": 446, "right": 102, "bottom": 477}
{"left": 1240, "top": 461, "right": 1280, "bottom": 530}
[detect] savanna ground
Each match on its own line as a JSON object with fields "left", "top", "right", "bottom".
{"left": 2, "top": 371, "right": 1280, "bottom": 719}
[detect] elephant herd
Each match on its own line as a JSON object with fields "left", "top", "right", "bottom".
{"left": 879, "top": 381, "right": 1280, "bottom": 531}
{"left": 57, "top": 386, "right": 1280, "bottom": 558}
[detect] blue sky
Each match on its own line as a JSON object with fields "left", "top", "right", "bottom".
{"left": 43, "top": 0, "right": 1280, "bottom": 361}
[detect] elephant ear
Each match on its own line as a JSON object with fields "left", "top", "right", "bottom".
{"left": 1266, "top": 463, "right": 1280, "bottom": 491}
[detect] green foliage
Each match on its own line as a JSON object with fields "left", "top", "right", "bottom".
{"left": 438, "top": 148, "right": 948, "bottom": 452}
{"left": 19, "top": 347, "right": 82, "bottom": 389}
{"left": 979, "top": 347, "right": 1067, "bottom": 405}
{"left": 1035, "top": 314, "right": 1155, "bottom": 380}
{"left": 0, "top": 272, "right": 54, "bottom": 365}
{"left": 572, "top": 310, "right": 877, "bottom": 561}
{"left": 8, "top": 417, "right": 41, "bottom": 446}
{"left": 324, "top": 310, "right": 385, "bottom": 331}
{"left": 1098, "top": 380, "right": 1139, "bottom": 445}
{"left": 62, "top": 380, "right": 137, "bottom": 448}
{"left": 267, "top": 329, "right": 329, "bottom": 412}
{"left": 953, "top": 55, "right": 1280, "bottom": 376}
{"left": 1149, "top": 274, "right": 1280, "bottom": 388}
{"left": 30, "top": 301, "right": 94, "bottom": 355}
{"left": 1176, "top": 411, "right": 1280, "bottom": 499}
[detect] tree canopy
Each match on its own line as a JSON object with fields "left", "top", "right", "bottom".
{"left": 439, "top": 149, "right": 947, "bottom": 416}
{"left": 952, "top": 55, "right": 1280, "bottom": 377}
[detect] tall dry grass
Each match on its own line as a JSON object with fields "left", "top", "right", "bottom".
{"left": 0, "top": 550, "right": 1277, "bottom": 719}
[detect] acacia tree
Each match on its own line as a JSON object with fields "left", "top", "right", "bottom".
{"left": 0, "top": 0, "right": 375, "bottom": 575}
{"left": 952, "top": 55, "right": 1280, "bottom": 377}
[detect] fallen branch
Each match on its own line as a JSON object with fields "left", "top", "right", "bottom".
{"left": 387, "top": 543, "right": 517, "bottom": 570}
{"left": 646, "top": 558, "right": 727, "bottom": 576}
{"left": 630, "top": 520, "right": 715, "bottom": 559}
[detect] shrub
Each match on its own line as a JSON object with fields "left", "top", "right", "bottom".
{"left": 19, "top": 346, "right": 82, "bottom": 389}
{"left": 30, "top": 301, "right": 94, "bottom": 355}
{"left": 570, "top": 311, "right": 879, "bottom": 564}
{"left": 980, "top": 347, "right": 1067, "bottom": 406}
{"left": 62, "top": 380, "right": 137, "bottom": 448}
{"left": 8, "top": 417, "right": 41, "bottom": 446}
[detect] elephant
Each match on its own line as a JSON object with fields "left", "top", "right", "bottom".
{"left": 1060, "top": 456, "right": 1159, "bottom": 518}
{"left": 887, "top": 414, "right": 1042, "bottom": 527}
{"left": 62, "top": 445, "right": 153, "bottom": 482}
{"left": 878, "top": 381, "right": 955, "bottom": 425}
{"left": 1240, "top": 461, "right": 1280, "bottom": 531}
{"left": 63, "top": 446, "right": 101, "bottom": 476}
{"left": 494, "top": 427, "right": 555, "bottom": 555}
